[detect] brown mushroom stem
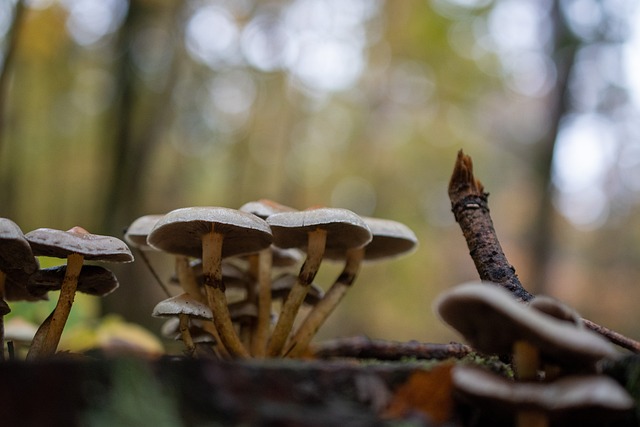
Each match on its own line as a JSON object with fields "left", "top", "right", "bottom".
{"left": 285, "top": 247, "right": 364, "bottom": 357}
{"left": 178, "top": 314, "right": 195, "bottom": 356}
{"left": 28, "top": 253, "right": 84, "bottom": 359}
{"left": 268, "top": 229, "right": 327, "bottom": 357}
{"left": 202, "top": 228, "right": 250, "bottom": 358}
{"left": 200, "top": 320, "right": 230, "bottom": 359}
{"left": 25, "top": 310, "right": 53, "bottom": 360}
{"left": 176, "top": 256, "right": 203, "bottom": 301}
{"left": 251, "top": 249, "right": 272, "bottom": 358}
{"left": 513, "top": 340, "right": 540, "bottom": 381}
{"left": 516, "top": 411, "right": 549, "bottom": 427}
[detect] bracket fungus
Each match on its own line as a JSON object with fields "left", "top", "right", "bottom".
{"left": 452, "top": 365, "right": 634, "bottom": 427}
{"left": 285, "top": 216, "right": 418, "bottom": 357}
{"left": 147, "top": 206, "right": 272, "bottom": 358}
{"left": 25, "top": 226, "right": 133, "bottom": 359}
{"left": 434, "top": 282, "right": 620, "bottom": 379}
{"left": 265, "top": 207, "right": 372, "bottom": 357}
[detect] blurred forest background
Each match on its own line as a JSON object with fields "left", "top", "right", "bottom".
{"left": 1, "top": 0, "right": 640, "bottom": 350}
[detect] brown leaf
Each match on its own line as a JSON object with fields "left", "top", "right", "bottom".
{"left": 382, "top": 363, "right": 454, "bottom": 424}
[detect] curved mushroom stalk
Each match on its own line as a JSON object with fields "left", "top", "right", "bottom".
{"left": 28, "top": 253, "right": 84, "bottom": 359}
{"left": 267, "top": 228, "right": 327, "bottom": 357}
{"left": 285, "top": 246, "right": 364, "bottom": 357}
{"left": 249, "top": 248, "right": 272, "bottom": 358}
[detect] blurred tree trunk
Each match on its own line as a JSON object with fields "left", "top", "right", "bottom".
{"left": 527, "top": 1, "right": 580, "bottom": 294}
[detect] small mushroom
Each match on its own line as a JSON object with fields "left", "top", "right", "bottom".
{"left": 434, "top": 282, "right": 620, "bottom": 379}
{"left": 25, "top": 226, "right": 133, "bottom": 359}
{"left": 153, "top": 292, "right": 213, "bottom": 356}
{"left": 452, "top": 365, "right": 634, "bottom": 427}
{"left": 266, "top": 208, "right": 372, "bottom": 357}
{"left": 147, "top": 207, "right": 272, "bottom": 358}
{"left": 124, "top": 214, "right": 171, "bottom": 297}
{"left": 27, "top": 264, "right": 120, "bottom": 298}
{"left": 285, "top": 216, "right": 417, "bottom": 357}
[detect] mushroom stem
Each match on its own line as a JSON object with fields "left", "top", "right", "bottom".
{"left": 251, "top": 249, "right": 272, "bottom": 358}
{"left": 29, "top": 253, "right": 84, "bottom": 359}
{"left": 176, "top": 256, "right": 203, "bottom": 301}
{"left": 285, "top": 247, "right": 364, "bottom": 357}
{"left": 516, "top": 410, "right": 549, "bottom": 427}
{"left": 200, "top": 320, "right": 230, "bottom": 359}
{"left": 202, "top": 228, "right": 249, "bottom": 358}
{"left": 178, "top": 313, "right": 195, "bottom": 356}
{"left": 0, "top": 271, "right": 6, "bottom": 361}
{"left": 513, "top": 340, "right": 540, "bottom": 381}
{"left": 268, "top": 228, "right": 327, "bottom": 357}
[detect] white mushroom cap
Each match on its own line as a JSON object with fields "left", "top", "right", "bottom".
{"left": 434, "top": 282, "right": 620, "bottom": 368}
{"left": 452, "top": 365, "right": 634, "bottom": 420}
{"left": 323, "top": 216, "right": 418, "bottom": 261}
{"left": 124, "top": 214, "right": 165, "bottom": 249}
{"left": 152, "top": 293, "right": 213, "bottom": 319}
{"left": 147, "top": 207, "right": 273, "bottom": 258}
{"left": 267, "top": 208, "right": 372, "bottom": 253}
{"left": 0, "top": 218, "right": 38, "bottom": 274}
{"left": 25, "top": 227, "right": 134, "bottom": 262}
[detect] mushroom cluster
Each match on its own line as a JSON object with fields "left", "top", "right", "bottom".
{"left": 434, "top": 282, "right": 634, "bottom": 426}
{"left": 133, "top": 200, "right": 418, "bottom": 359}
{"left": 0, "top": 219, "right": 134, "bottom": 360}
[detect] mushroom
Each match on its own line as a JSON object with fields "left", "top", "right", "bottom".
{"left": 239, "top": 199, "right": 298, "bottom": 357}
{"left": 452, "top": 365, "right": 634, "bottom": 427}
{"left": 434, "top": 282, "right": 620, "bottom": 380}
{"left": 124, "top": 214, "right": 171, "bottom": 297}
{"left": 147, "top": 207, "right": 272, "bottom": 358}
{"left": 152, "top": 292, "right": 213, "bottom": 356}
{"left": 24, "top": 226, "right": 133, "bottom": 359}
{"left": 271, "top": 273, "right": 324, "bottom": 305}
{"left": 265, "top": 208, "right": 372, "bottom": 357}
{"left": 0, "top": 218, "right": 39, "bottom": 360}
{"left": 27, "top": 264, "right": 120, "bottom": 298}
{"left": 285, "top": 216, "right": 417, "bottom": 357}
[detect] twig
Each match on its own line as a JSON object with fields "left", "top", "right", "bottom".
{"left": 448, "top": 150, "right": 640, "bottom": 353}
{"left": 310, "top": 336, "right": 472, "bottom": 361}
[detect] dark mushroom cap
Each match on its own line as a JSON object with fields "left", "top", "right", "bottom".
{"left": 152, "top": 293, "right": 213, "bottom": 319}
{"left": 239, "top": 199, "right": 297, "bottom": 219}
{"left": 25, "top": 227, "right": 134, "bottom": 262}
{"left": 434, "top": 282, "right": 619, "bottom": 368}
{"left": 452, "top": 365, "right": 634, "bottom": 421}
{"left": 27, "top": 265, "right": 120, "bottom": 297}
{"left": 4, "top": 270, "right": 48, "bottom": 301}
{"left": 267, "top": 208, "right": 372, "bottom": 252}
{"left": 0, "top": 298, "right": 10, "bottom": 316}
{"left": 0, "top": 218, "right": 38, "bottom": 274}
{"left": 147, "top": 207, "right": 273, "bottom": 258}
{"left": 124, "top": 214, "right": 165, "bottom": 249}
{"left": 228, "top": 299, "right": 258, "bottom": 321}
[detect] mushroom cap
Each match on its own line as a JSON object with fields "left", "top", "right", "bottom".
{"left": 239, "top": 199, "right": 297, "bottom": 219}
{"left": 25, "top": 227, "right": 134, "bottom": 262}
{"left": 323, "top": 216, "right": 418, "bottom": 261}
{"left": 152, "top": 293, "right": 213, "bottom": 319}
{"left": 529, "top": 295, "right": 583, "bottom": 328}
{"left": 27, "top": 265, "right": 120, "bottom": 297}
{"left": 0, "top": 298, "right": 10, "bottom": 316}
{"left": 434, "top": 282, "right": 619, "bottom": 368}
{"left": 169, "top": 259, "right": 251, "bottom": 289}
{"left": 452, "top": 365, "right": 634, "bottom": 420}
{"left": 124, "top": 214, "right": 165, "bottom": 249}
{"left": 267, "top": 208, "right": 372, "bottom": 252}
{"left": 147, "top": 207, "right": 273, "bottom": 258}
{"left": 0, "top": 218, "right": 38, "bottom": 274}
{"left": 228, "top": 299, "right": 258, "bottom": 321}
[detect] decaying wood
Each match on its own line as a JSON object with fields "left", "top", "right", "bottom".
{"left": 310, "top": 336, "right": 472, "bottom": 361}
{"left": 449, "top": 150, "right": 640, "bottom": 353}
